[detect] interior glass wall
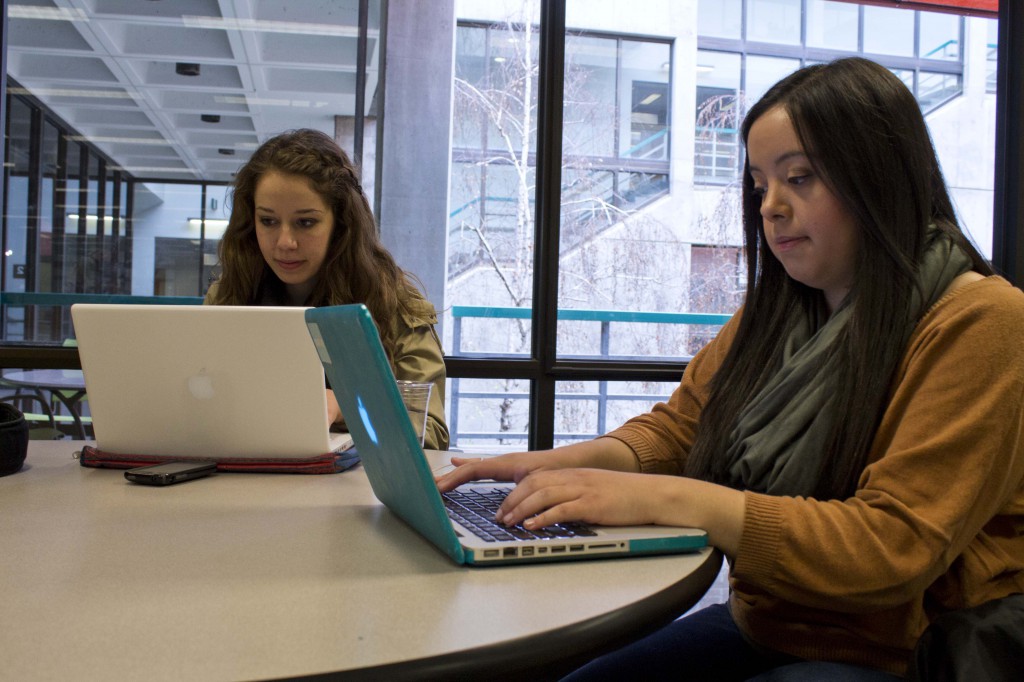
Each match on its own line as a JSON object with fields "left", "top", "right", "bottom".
{"left": 2, "top": 0, "right": 382, "bottom": 347}
{"left": 1, "top": 1, "right": 383, "bottom": 439}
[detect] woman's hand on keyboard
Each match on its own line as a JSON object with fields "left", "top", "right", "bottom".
{"left": 434, "top": 438, "right": 639, "bottom": 492}
{"left": 498, "top": 466, "right": 746, "bottom": 555}
{"left": 434, "top": 450, "right": 553, "bottom": 491}
{"left": 495, "top": 468, "right": 663, "bottom": 529}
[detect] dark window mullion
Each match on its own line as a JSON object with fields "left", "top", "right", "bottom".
{"left": 52, "top": 130, "right": 68, "bottom": 296}
{"left": 529, "top": 0, "right": 567, "bottom": 451}
{"left": 992, "top": 0, "right": 1024, "bottom": 285}
{"left": 353, "top": 0, "right": 368, "bottom": 168}
{"left": 26, "top": 106, "right": 42, "bottom": 298}
{"left": 94, "top": 158, "right": 106, "bottom": 294}
{"left": 109, "top": 170, "right": 122, "bottom": 294}
{"left": 198, "top": 184, "right": 208, "bottom": 296}
{"left": 75, "top": 144, "right": 89, "bottom": 294}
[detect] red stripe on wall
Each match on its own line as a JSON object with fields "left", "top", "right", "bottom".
{"left": 914, "top": 0, "right": 997, "bottom": 10}
{"left": 831, "top": 0, "right": 998, "bottom": 18}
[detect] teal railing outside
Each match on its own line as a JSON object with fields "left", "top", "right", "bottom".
{"left": 1, "top": 292, "right": 206, "bottom": 348}
{"left": 451, "top": 306, "right": 731, "bottom": 327}
{"left": 623, "top": 127, "right": 668, "bottom": 159}
{"left": 449, "top": 305, "right": 732, "bottom": 446}
{"left": 2, "top": 295, "right": 732, "bottom": 445}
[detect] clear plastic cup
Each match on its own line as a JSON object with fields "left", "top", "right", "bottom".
{"left": 396, "top": 380, "right": 432, "bottom": 446}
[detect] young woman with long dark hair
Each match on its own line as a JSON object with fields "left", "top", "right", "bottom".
{"left": 438, "top": 58, "right": 1024, "bottom": 679}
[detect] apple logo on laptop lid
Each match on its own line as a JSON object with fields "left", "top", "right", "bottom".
{"left": 356, "top": 395, "right": 379, "bottom": 445}
{"left": 187, "top": 368, "right": 216, "bottom": 401}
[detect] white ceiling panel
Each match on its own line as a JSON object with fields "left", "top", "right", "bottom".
{"left": 6, "top": 0, "right": 379, "bottom": 182}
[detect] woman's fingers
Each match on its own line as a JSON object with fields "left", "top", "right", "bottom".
{"left": 434, "top": 452, "right": 538, "bottom": 490}
{"left": 497, "top": 469, "right": 655, "bottom": 529}
{"left": 434, "top": 456, "right": 511, "bottom": 489}
{"left": 434, "top": 460, "right": 482, "bottom": 488}
{"left": 498, "top": 471, "right": 580, "bottom": 527}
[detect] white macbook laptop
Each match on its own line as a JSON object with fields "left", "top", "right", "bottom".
{"left": 72, "top": 304, "right": 353, "bottom": 464}
{"left": 305, "top": 304, "right": 708, "bottom": 565}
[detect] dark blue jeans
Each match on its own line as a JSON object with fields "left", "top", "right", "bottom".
{"left": 560, "top": 603, "right": 904, "bottom": 681}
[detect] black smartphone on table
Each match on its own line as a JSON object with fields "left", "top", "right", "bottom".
{"left": 124, "top": 461, "right": 217, "bottom": 486}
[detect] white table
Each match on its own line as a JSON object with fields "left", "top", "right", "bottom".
{"left": 0, "top": 441, "right": 722, "bottom": 681}
{"left": 1, "top": 368, "right": 90, "bottom": 438}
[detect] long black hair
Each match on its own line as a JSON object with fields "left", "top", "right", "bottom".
{"left": 684, "top": 57, "right": 992, "bottom": 500}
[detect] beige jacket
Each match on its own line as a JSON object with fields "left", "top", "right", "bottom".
{"left": 205, "top": 282, "right": 449, "bottom": 450}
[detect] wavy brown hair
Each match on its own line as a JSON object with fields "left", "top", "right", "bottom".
{"left": 684, "top": 58, "right": 992, "bottom": 500}
{"left": 209, "top": 128, "right": 434, "bottom": 363}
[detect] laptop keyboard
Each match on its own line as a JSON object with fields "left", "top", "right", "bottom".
{"left": 443, "top": 486, "right": 598, "bottom": 543}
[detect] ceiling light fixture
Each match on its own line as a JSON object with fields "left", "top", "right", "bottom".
{"left": 7, "top": 6, "right": 88, "bottom": 21}
{"left": 201, "top": 114, "right": 221, "bottom": 123}
{"left": 175, "top": 62, "right": 201, "bottom": 76}
{"left": 188, "top": 218, "right": 229, "bottom": 229}
{"left": 182, "top": 15, "right": 362, "bottom": 38}
{"left": 8, "top": 86, "right": 132, "bottom": 100}
{"left": 218, "top": 148, "right": 235, "bottom": 155}
{"left": 66, "top": 135, "right": 169, "bottom": 145}
{"left": 67, "top": 214, "right": 114, "bottom": 222}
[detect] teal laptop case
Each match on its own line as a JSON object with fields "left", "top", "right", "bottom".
{"left": 305, "top": 304, "right": 708, "bottom": 566}
{"left": 305, "top": 304, "right": 468, "bottom": 564}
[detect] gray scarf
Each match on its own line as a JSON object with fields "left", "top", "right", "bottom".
{"left": 723, "top": 229, "right": 973, "bottom": 497}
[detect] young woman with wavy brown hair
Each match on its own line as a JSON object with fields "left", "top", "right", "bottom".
{"left": 207, "top": 128, "right": 448, "bottom": 449}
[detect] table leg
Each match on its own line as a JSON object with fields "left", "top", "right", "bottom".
{"left": 48, "top": 389, "right": 89, "bottom": 440}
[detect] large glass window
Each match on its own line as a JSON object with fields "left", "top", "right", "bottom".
{"left": 443, "top": 0, "right": 1000, "bottom": 450}
{"left": 448, "top": 2, "right": 684, "bottom": 446}
{"left": 2, "top": 0, "right": 1008, "bottom": 450}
